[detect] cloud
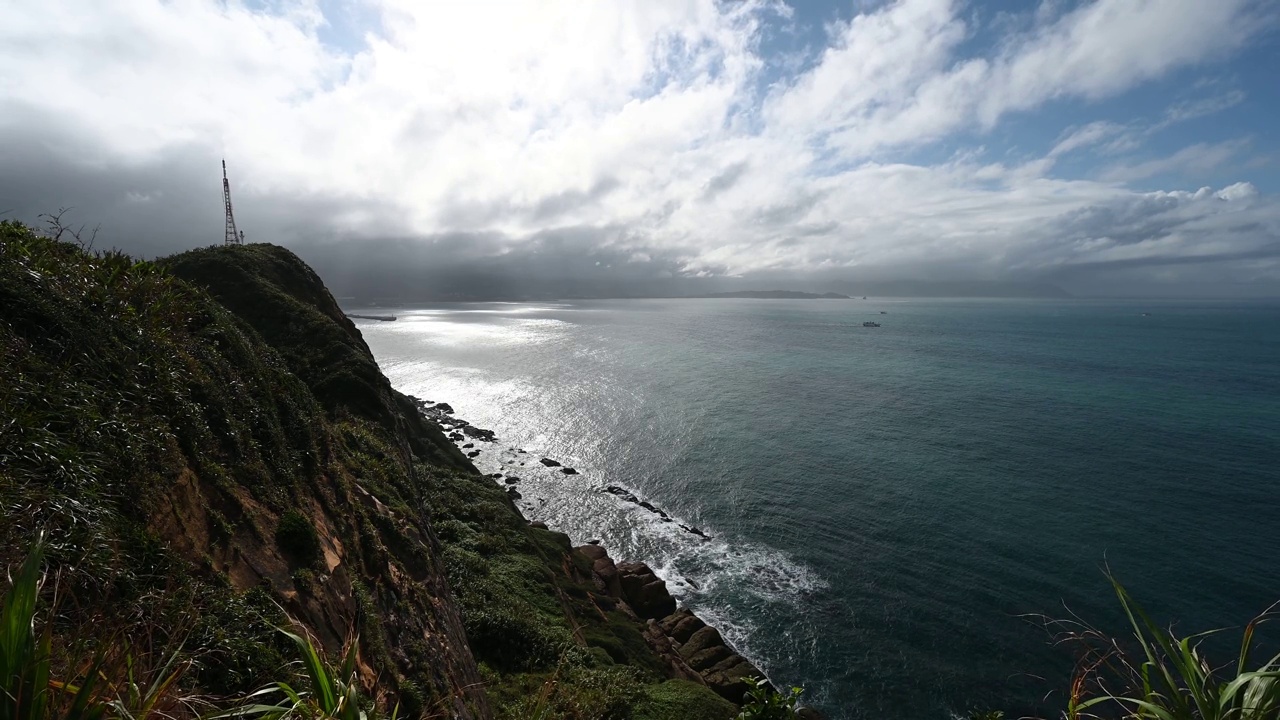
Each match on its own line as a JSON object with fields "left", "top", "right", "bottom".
{"left": 1, "top": 0, "right": 1277, "bottom": 296}
{"left": 1100, "top": 140, "right": 1251, "bottom": 183}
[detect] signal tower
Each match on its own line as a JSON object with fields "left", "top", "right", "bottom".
{"left": 222, "top": 159, "right": 243, "bottom": 245}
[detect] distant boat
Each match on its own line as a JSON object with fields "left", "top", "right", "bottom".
{"left": 880, "top": 311, "right": 887, "bottom": 314}
{"left": 863, "top": 321, "right": 881, "bottom": 327}
{"left": 862, "top": 296, "right": 867, "bottom": 300}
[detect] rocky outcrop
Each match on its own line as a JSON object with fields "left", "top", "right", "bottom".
{"left": 576, "top": 546, "right": 769, "bottom": 705}
{"left": 617, "top": 561, "right": 678, "bottom": 619}
{"left": 462, "top": 425, "right": 497, "bottom": 442}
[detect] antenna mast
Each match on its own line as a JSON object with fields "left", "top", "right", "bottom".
{"left": 222, "top": 159, "right": 243, "bottom": 245}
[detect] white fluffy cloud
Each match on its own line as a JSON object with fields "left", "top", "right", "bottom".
{"left": 1, "top": 0, "right": 1277, "bottom": 293}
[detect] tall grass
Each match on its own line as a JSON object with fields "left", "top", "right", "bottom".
{"left": 1066, "top": 576, "right": 1280, "bottom": 720}
{"left": 211, "top": 629, "right": 396, "bottom": 720}
{"left": 0, "top": 542, "right": 205, "bottom": 720}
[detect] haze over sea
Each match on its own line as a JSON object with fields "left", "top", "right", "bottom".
{"left": 352, "top": 298, "right": 1280, "bottom": 720}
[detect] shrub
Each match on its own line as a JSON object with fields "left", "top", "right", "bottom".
{"left": 737, "top": 678, "right": 802, "bottom": 720}
{"left": 276, "top": 509, "right": 321, "bottom": 567}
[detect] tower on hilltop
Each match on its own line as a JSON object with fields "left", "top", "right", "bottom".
{"left": 222, "top": 159, "right": 243, "bottom": 245}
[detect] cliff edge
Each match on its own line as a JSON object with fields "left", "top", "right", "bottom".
{"left": 0, "top": 224, "right": 765, "bottom": 719}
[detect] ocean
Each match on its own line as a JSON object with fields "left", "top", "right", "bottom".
{"left": 349, "top": 298, "right": 1280, "bottom": 720}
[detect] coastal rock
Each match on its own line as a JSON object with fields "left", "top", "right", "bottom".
{"left": 529, "top": 521, "right": 547, "bottom": 529}
{"left": 575, "top": 544, "right": 622, "bottom": 598}
{"left": 680, "top": 524, "right": 711, "bottom": 540}
{"left": 540, "top": 458, "right": 561, "bottom": 467}
{"left": 605, "top": 485, "right": 640, "bottom": 503}
{"left": 504, "top": 477, "right": 520, "bottom": 485}
{"left": 506, "top": 488, "right": 522, "bottom": 500}
{"left": 462, "top": 425, "right": 496, "bottom": 442}
{"left": 660, "top": 609, "right": 706, "bottom": 644}
{"left": 561, "top": 467, "right": 578, "bottom": 475}
{"left": 616, "top": 561, "right": 677, "bottom": 620}
{"left": 461, "top": 442, "right": 474, "bottom": 449}
{"left": 466, "top": 450, "right": 480, "bottom": 458}
{"left": 433, "top": 402, "right": 454, "bottom": 414}
{"left": 655, "top": 610, "right": 768, "bottom": 703}
{"left": 642, "top": 619, "right": 707, "bottom": 684}
{"left": 447, "top": 432, "right": 463, "bottom": 441}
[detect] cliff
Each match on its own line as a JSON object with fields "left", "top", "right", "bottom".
{"left": 0, "top": 223, "right": 765, "bottom": 719}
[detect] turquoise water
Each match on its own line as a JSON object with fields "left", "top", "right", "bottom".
{"left": 351, "top": 298, "right": 1280, "bottom": 719}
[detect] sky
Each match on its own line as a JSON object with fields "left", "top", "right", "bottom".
{"left": 2, "top": 0, "right": 1279, "bottom": 298}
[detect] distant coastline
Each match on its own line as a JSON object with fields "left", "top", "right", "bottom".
{"left": 691, "top": 290, "right": 851, "bottom": 299}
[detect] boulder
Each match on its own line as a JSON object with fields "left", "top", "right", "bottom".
{"left": 576, "top": 544, "right": 622, "bottom": 598}
{"left": 660, "top": 610, "right": 706, "bottom": 644}
{"left": 466, "top": 450, "right": 480, "bottom": 458}
{"left": 504, "top": 477, "right": 520, "bottom": 485}
{"left": 462, "top": 442, "right": 474, "bottom": 449}
{"left": 561, "top": 467, "right": 578, "bottom": 475}
{"left": 433, "top": 403, "right": 454, "bottom": 414}
{"left": 462, "top": 425, "right": 497, "bottom": 442}
{"left": 539, "top": 458, "right": 561, "bottom": 467}
{"left": 616, "top": 561, "right": 677, "bottom": 619}
{"left": 604, "top": 485, "right": 639, "bottom": 503}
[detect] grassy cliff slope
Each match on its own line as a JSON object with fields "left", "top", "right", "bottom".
{"left": 0, "top": 223, "right": 735, "bottom": 720}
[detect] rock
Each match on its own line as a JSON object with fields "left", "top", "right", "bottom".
{"left": 530, "top": 521, "right": 548, "bottom": 529}
{"left": 576, "top": 545, "right": 623, "bottom": 598}
{"left": 433, "top": 403, "right": 454, "bottom": 414}
{"left": 660, "top": 610, "right": 706, "bottom": 644}
{"left": 587, "top": 538, "right": 600, "bottom": 545}
{"left": 680, "top": 524, "right": 710, "bottom": 540}
{"left": 604, "top": 485, "right": 639, "bottom": 503}
{"left": 561, "top": 467, "right": 578, "bottom": 475}
{"left": 539, "top": 458, "right": 561, "bottom": 467}
{"left": 489, "top": 473, "right": 503, "bottom": 478}
{"left": 797, "top": 707, "right": 826, "bottom": 720}
{"left": 504, "top": 477, "right": 520, "bottom": 485}
{"left": 703, "top": 658, "right": 764, "bottom": 704}
{"left": 679, "top": 626, "right": 725, "bottom": 660}
{"left": 506, "top": 488, "right": 522, "bottom": 500}
{"left": 653, "top": 615, "right": 769, "bottom": 703}
{"left": 641, "top": 620, "right": 706, "bottom": 684}
{"left": 462, "top": 425, "right": 497, "bottom": 442}
{"left": 447, "top": 432, "right": 463, "bottom": 441}
{"left": 616, "top": 561, "right": 677, "bottom": 619}
{"left": 686, "top": 644, "right": 734, "bottom": 672}
{"left": 518, "top": 449, "right": 527, "bottom": 454}
{"left": 462, "top": 442, "right": 474, "bottom": 449}
{"left": 466, "top": 450, "right": 480, "bottom": 458}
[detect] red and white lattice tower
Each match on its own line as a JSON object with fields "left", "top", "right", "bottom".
{"left": 222, "top": 159, "right": 243, "bottom": 245}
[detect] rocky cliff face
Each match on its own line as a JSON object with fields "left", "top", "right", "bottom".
{"left": 1, "top": 226, "right": 769, "bottom": 719}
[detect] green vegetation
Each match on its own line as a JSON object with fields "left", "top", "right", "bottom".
{"left": 734, "top": 679, "right": 802, "bottom": 720}
{"left": 275, "top": 510, "right": 321, "bottom": 567}
{"left": 0, "top": 222, "right": 736, "bottom": 718}
{"left": 421, "top": 465, "right": 728, "bottom": 718}
{"left": 1063, "top": 576, "right": 1280, "bottom": 720}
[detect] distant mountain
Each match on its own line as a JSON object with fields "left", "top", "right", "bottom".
{"left": 830, "top": 280, "right": 1071, "bottom": 298}
{"left": 694, "top": 290, "right": 851, "bottom": 299}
